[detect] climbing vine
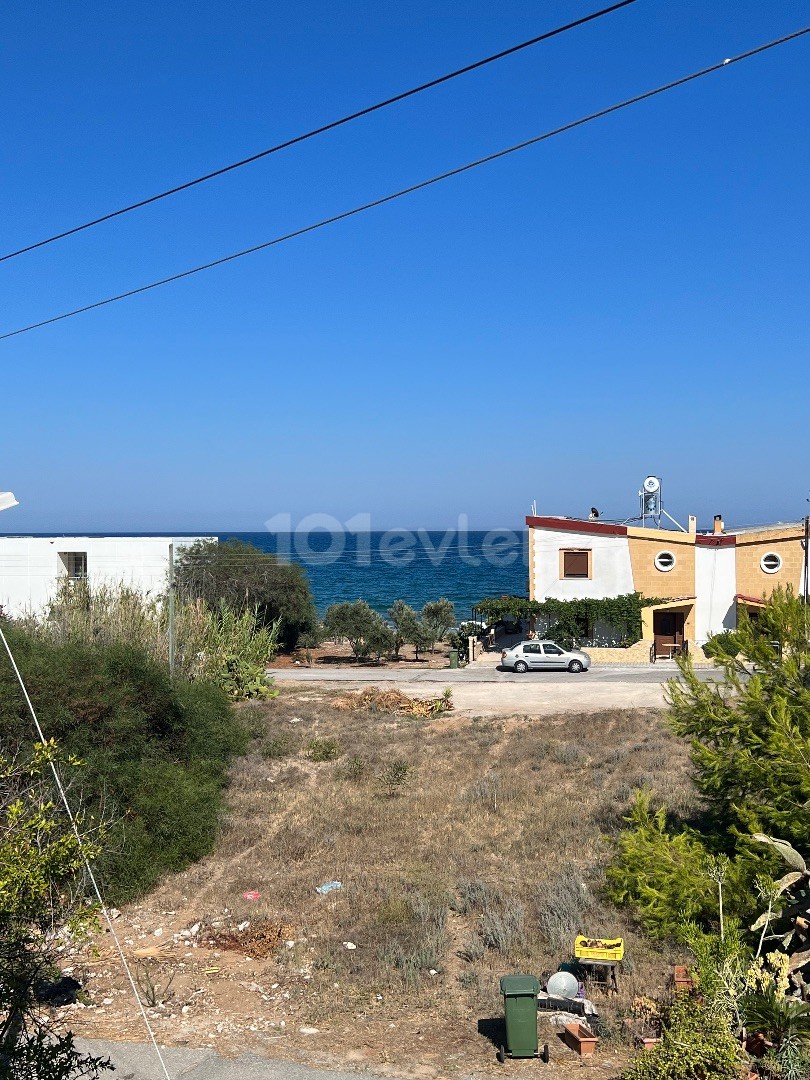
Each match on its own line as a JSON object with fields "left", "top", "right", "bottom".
{"left": 473, "top": 593, "right": 661, "bottom": 648}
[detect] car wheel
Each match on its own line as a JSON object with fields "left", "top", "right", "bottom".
{"left": 514, "top": 660, "right": 528, "bottom": 673}
{"left": 568, "top": 660, "right": 584, "bottom": 673}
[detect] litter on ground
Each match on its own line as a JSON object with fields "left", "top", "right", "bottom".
{"left": 315, "top": 880, "right": 342, "bottom": 895}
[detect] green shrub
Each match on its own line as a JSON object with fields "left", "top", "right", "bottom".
{"left": 0, "top": 626, "right": 245, "bottom": 902}
{"left": 606, "top": 790, "right": 755, "bottom": 940}
{"left": 743, "top": 985, "right": 810, "bottom": 1045}
{"left": 342, "top": 755, "right": 369, "bottom": 782}
{"left": 175, "top": 537, "right": 316, "bottom": 649}
{"left": 263, "top": 735, "right": 294, "bottom": 760}
{"left": 448, "top": 622, "right": 481, "bottom": 663}
{"left": 621, "top": 993, "right": 744, "bottom": 1079}
{"left": 306, "top": 737, "right": 340, "bottom": 762}
{"left": 378, "top": 759, "right": 411, "bottom": 796}
{"left": 18, "top": 578, "right": 280, "bottom": 701}
{"left": 703, "top": 630, "right": 742, "bottom": 659}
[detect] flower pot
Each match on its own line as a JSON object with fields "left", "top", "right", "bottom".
{"left": 563, "top": 1021, "right": 598, "bottom": 1057}
{"left": 745, "top": 1034, "right": 768, "bottom": 1058}
{"left": 673, "top": 965, "right": 695, "bottom": 993}
{"left": 622, "top": 1018, "right": 660, "bottom": 1050}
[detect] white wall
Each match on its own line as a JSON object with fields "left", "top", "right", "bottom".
{"left": 530, "top": 528, "right": 635, "bottom": 600}
{"left": 694, "top": 544, "right": 737, "bottom": 643}
{"left": 0, "top": 536, "right": 215, "bottom": 617}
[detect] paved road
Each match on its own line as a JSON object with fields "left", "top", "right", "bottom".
{"left": 268, "top": 663, "right": 716, "bottom": 715}
{"left": 77, "top": 1040, "right": 374, "bottom": 1080}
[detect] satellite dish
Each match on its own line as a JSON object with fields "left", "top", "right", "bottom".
{"left": 546, "top": 970, "right": 579, "bottom": 999}
{"left": 643, "top": 476, "right": 660, "bottom": 494}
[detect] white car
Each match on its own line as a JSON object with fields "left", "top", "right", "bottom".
{"left": 500, "top": 640, "right": 591, "bottom": 674}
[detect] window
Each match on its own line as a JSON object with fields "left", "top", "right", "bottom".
{"left": 562, "top": 550, "right": 590, "bottom": 578}
{"left": 543, "top": 644, "right": 563, "bottom": 655}
{"left": 59, "top": 552, "right": 87, "bottom": 580}
{"left": 654, "top": 550, "right": 676, "bottom": 572}
{"left": 523, "top": 644, "right": 541, "bottom": 654}
{"left": 761, "top": 552, "right": 782, "bottom": 574}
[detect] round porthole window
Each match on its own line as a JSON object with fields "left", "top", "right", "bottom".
{"left": 655, "top": 550, "right": 676, "bottom": 572}
{"left": 761, "top": 552, "right": 782, "bottom": 574}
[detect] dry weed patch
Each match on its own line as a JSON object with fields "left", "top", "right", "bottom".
{"left": 331, "top": 685, "right": 453, "bottom": 717}
{"left": 211, "top": 918, "right": 295, "bottom": 958}
{"left": 76, "top": 691, "right": 700, "bottom": 1075}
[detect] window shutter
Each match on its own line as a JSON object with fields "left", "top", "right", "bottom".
{"left": 564, "top": 551, "right": 589, "bottom": 578}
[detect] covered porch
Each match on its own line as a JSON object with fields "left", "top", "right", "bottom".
{"left": 641, "top": 596, "right": 696, "bottom": 660}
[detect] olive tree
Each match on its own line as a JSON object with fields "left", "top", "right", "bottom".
{"left": 323, "top": 600, "right": 393, "bottom": 661}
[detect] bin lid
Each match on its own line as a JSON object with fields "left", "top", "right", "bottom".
{"left": 500, "top": 974, "right": 539, "bottom": 995}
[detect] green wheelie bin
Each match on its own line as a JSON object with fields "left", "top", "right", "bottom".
{"left": 498, "top": 975, "right": 539, "bottom": 1060}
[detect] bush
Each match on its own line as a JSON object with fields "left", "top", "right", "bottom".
{"left": 448, "top": 622, "right": 482, "bottom": 663}
{"left": 421, "top": 599, "right": 455, "bottom": 645}
{"left": 703, "top": 630, "right": 742, "bottom": 659}
{"left": 306, "top": 737, "right": 341, "bottom": 762}
{"left": 621, "top": 993, "right": 744, "bottom": 1079}
{"left": 19, "top": 578, "right": 279, "bottom": 701}
{"left": 175, "top": 538, "right": 316, "bottom": 649}
{"left": 0, "top": 626, "right": 246, "bottom": 902}
{"left": 534, "top": 867, "right": 591, "bottom": 951}
{"left": 378, "top": 759, "right": 411, "bottom": 796}
{"left": 608, "top": 590, "right": 810, "bottom": 941}
{"left": 606, "top": 790, "right": 752, "bottom": 939}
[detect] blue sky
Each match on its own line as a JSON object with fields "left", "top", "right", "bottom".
{"left": 2, "top": 0, "right": 808, "bottom": 533}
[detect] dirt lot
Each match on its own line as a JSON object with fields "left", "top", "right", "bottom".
{"left": 62, "top": 689, "right": 697, "bottom": 1078}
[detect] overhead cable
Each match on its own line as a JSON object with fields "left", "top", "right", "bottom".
{"left": 1, "top": 26, "right": 807, "bottom": 343}
{"left": 0, "top": 0, "right": 638, "bottom": 263}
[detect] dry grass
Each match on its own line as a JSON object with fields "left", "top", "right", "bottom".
{"left": 80, "top": 688, "right": 700, "bottom": 1074}
{"left": 72, "top": 691, "right": 699, "bottom": 1071}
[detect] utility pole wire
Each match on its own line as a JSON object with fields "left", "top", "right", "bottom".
{"left": 1, "top": 25, "right": 807, "bottom": 343}
{"left": 0, "top": 0, "right": 639, "bottom": 264}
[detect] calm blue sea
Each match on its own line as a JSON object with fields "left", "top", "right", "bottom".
{"left": 221, "top": 531, "right": 528, "bottom": 619}
{"left": 8, "top": 530, "right": 528, "bottom": 621}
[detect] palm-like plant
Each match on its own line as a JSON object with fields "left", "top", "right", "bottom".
{"left": 743, "top": 985, "right": 810, "bottom": 1045}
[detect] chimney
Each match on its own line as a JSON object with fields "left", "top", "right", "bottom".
{"left": 688, "top": 515, "right": 697, "bottom": 534}
{"left": 713, "top": 514, "right": 724, "bottom": 535}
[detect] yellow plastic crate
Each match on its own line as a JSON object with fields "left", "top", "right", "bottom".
{"left": 574, "top": 935, "right": 624, "bottom": 962}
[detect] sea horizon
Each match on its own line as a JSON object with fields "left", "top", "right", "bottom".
{"left": 1, "top": 529, "right": 529, "bottom": 620}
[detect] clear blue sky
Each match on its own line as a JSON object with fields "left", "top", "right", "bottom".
{"left": 2, "top": 1, "right": 808, "bottom": 533}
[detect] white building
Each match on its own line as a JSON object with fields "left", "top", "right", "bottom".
{"left": 0, "top": 535, "right": 215, "bottom": 617}
{"left": 527, "top": 511, "right": 806, "bottom": 657}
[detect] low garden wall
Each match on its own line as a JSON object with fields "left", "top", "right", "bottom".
{"left": 587, "top": 640, "right": 712, "bottom": 666}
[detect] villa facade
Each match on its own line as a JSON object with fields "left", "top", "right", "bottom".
{"left": 526, "top": 514, "right": 807, "bottom": 657}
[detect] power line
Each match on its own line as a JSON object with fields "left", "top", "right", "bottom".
{"left": 2, "top": 26, "right": 807, "bottom": 343}
{"left": 0, "top": 0, "right": 639, "bottom": 264}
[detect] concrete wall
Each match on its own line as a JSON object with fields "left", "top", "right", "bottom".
{"left": 530, "top": 527, "right": 634, "bottom": 601}
{"left": 695, "top": 544, "right": 737, "bottom": 642}
{"left": 0, "top": 536, "right": 215, "bottom": 616}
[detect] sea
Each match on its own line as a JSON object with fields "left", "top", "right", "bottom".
{"left": 8, "top": 529, "right": 529, "bottom": 622}
{"left": 221, "top": 531, "right": 528, "bottom": 620}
